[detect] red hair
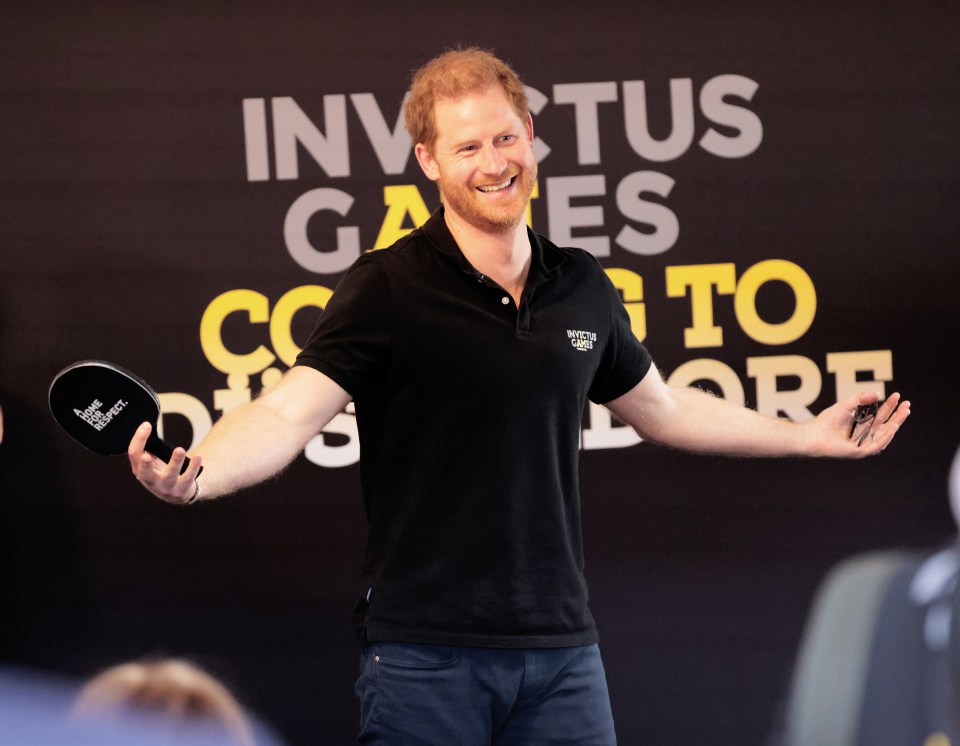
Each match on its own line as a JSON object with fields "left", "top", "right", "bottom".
{"left": 404, "top": 47, "right": 529, "bottom": 150}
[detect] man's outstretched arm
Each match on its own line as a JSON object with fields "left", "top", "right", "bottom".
{"left": 605, "top": 362, "right": 910, "bottom": 458}
{"left": 127, "top": 366, "right": 352, "bottom": 504}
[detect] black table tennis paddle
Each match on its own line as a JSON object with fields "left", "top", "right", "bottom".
{"left": 49, "top": 360, "right": 198, "bottom": 475}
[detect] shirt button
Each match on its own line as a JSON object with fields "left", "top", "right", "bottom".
{"left": 501, "top": 296, "right": 510, "bottom": 305}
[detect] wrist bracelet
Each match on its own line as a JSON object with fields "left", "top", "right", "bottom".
{"left": 185, "top": 479, "right": 201, "bottom": 505}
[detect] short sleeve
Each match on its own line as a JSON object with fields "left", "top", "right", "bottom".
{"left": 294, "top": 254, "right": 392, "bottom": 398}
{"left": 587, "top": 266, "right": 652, "bottom": 404}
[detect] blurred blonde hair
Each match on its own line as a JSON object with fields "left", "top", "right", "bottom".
{"left": 72, "top": 658, "right": 255, "bottom": 746}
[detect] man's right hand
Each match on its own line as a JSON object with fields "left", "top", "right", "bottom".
{"left": 128, "top": 422, "right": 204, "bottom": 505}
{"left": 124, "top": 366, "right": 351, "bottom": 505}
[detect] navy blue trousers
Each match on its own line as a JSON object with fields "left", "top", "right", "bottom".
{"left": 355, "top": 642, "right": 617, "bottom": 745}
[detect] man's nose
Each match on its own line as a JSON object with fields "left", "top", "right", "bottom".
{"left": 478, "top": 145, "right": 508, "bottom": 176}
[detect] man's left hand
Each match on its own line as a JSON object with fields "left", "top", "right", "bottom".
{"left": 812, "top": 391, "right": 910, "bottom": 458}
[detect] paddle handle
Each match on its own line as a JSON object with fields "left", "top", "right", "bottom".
{"left": 145, "top": 430, "right": 203, "bottom": 476}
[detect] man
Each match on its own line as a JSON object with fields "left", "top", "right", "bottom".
{"left": 129, "top": 49, "right": 910, "bottom": 744}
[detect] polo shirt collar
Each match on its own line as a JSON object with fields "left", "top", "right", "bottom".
{"left": 420, "top": 206, "right": 566, "bottom": 284}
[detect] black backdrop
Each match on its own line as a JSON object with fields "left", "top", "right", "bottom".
{"left": 2, "top": 2, "right": 959, "bottom": 743}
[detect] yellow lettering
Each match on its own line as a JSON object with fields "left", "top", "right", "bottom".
{"left": 604, "top": 268, "right": 647, "bottom": 342}
{"left": 734, "top": 259, "right": 816, "bottom": 345}
{"left": 665, "top": 263, "right": 737, "bottom": 348}
{"left": 269, "top": 285, "right": 334, "bottom": 366}
{"left": 372, "top": 185, "right": 431, "bottom": 250}
{"left": 200, "top": 289, "right": 275, "bottom": 375}
{"left": 525, "top": 180, "right": 540, "bottom": 229}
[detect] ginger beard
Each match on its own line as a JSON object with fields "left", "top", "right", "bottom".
{"left": 437, "top": 157, "right": 538, "bottom": 235}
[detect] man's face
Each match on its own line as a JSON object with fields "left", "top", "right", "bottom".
{"left": 415, "top": 86, "right": 537, "bottom": 235}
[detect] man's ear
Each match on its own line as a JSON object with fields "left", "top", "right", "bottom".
{"left": 415, "top": 143, "right": 440, "bottom": 182}
{"left": 525, "top": 113, "right": 534, "bottom": 144}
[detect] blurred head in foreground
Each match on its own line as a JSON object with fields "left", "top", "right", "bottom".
{"left": 71, "top": 658, "right": 255, "bottom": 746}
{"left": 950, "top": 442, "right": 960, "bottom": 528}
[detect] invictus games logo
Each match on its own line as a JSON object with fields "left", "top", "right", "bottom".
{"left": 567, "top": 329, "right": 598, "bottom": 351}
{"left": 74, "top": 398, "right": 128, "bottom": 432}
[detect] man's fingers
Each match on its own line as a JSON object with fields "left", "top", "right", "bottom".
{"left": 875, "top": 391, "right": 901, "bottom": 422}
{"left": 180, "top": 452, "right": 203, "bottom": 484}
{"left": 880, "top": 393, "right": 910, "bottom": 424}
{"left": 866, "top": 398, "right": 911, "bottom": 456}
{"left": 853, "top": 390, "right": 882, "bottom": 408}
{"left": 150, "top": 447, "right": 189, "bottom": 498}
{"left": 128, "top": 421, "right": 153, "bottom": 475}
{"left": 128, "top": 426, "right": 204, "bottom": 504}
{"left": 174, "top": 453, "right": 204, "bottom": 503}
{"left": 165, "top": 448, "right": 199, "bottom": 489}
{"left": 163, "top": 446, "right": 188, "bottom": 481}
{"left": 156, "top": 449, "right": 203, "bottom": 504}
{"left": 883, "top": 399, "right": 911, "bottom": 436}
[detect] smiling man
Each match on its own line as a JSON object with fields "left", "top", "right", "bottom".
{"left": 414, "top": 76, "right": 537, "bottom": 232}
{"left": 408, "top": 51, "right": 540, "bottom": 309}
{"left": 129, "top": 48, "right": 910, "bottom": 744}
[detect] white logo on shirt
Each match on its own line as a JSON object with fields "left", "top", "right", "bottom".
{"left": 566, "top": 329, "right": 597, "bottom": 351}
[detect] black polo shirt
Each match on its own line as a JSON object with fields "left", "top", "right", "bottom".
{"left": 295, "top": 208, "right": 651, "bottom": 648}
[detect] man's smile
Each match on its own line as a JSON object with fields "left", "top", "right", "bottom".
{"left": 476, "top": 175, "right": 516, "bottom": 193}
